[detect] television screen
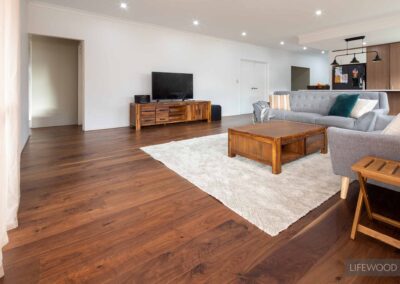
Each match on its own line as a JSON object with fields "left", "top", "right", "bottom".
{"left": 152, "top": 72, "right": 193, "bottom": 100}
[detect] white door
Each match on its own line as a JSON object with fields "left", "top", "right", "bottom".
{"left": 240, "top": 60, "right": 268, "bottom": 114}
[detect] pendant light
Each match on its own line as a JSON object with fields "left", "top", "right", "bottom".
{"left": 350, "top": 54, "right": 360, "bottom": 64}
{"left": 331, "top": 58, "right": 339, "bottom": 66}
{"left": 330, "top": 36, "right": 382, "bottom": 66}
{"left": 372, "top": 54, "right": 382, "bottom": 62}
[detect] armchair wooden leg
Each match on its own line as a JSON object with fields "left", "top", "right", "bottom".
{"left": 340, "top": 176, "right": 350, "bottom": 199}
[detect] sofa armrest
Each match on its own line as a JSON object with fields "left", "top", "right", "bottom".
{"left": 354, "top": 111, "right": 378, "bottom": 132}
{"left": 328, "top": 127, "right": 400, "bottom": 180}
{"left": 372, "top": 109, "right": 389, "bottom": 115}
{"left": 253, "top": 101, "right": 270, "bottom": 122}
{"left": 374, "top": 114, "right": 395, "bottom": 131}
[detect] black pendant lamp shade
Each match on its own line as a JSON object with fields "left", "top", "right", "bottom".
{"left": 372, "top": 53, "right": 382, "bottom": 62}
{"left": 350, "top": 54, "right": 360, "bottom": 64}
{"left": 331, "top": 58, "right": 339, "bottom": 66}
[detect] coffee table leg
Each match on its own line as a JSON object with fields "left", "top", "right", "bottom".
{"left": 321, "top": 129, "right": 328, "bottom": 154}
{"left": 272, "top": 139, "right": 282, "bottom": 174}
{"left": 228, "top": 131, "right": 236, "bottom": 157}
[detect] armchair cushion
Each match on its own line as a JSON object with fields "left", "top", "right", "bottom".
{"left": 382, "top": 114, "right": 400, "bottom": 136}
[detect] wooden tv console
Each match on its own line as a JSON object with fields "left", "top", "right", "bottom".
{"left": 130, "top": 100, "right": 211, "bottom": 130}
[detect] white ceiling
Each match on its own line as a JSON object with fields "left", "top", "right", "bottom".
{"left": 31, "top": 0, "right": 400, "bottom": 52}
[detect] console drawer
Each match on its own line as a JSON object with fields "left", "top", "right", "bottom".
{"left": 156, "top": 117, "right": 169, "bottom": 124}
{"left": 169, "top": 114, "right": 186, "bottom": 122}
{"left": 140, "top": 104, "right": 155, "bottom": 112}
{"left": 141, "top": 111, "right": 155, "bottom": 118}
{"left": 156, "top": 107, "right": 169, "bottom": 113}
{"left": 169, "top": 106, "right": 186, "bottom": 114}
{"left": 156, "top": 111, "right": 168, "bottom": 118}
{"left": 141, "top": 118, "right": 155, "bottom": 126}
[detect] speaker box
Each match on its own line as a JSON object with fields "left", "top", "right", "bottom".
{"left": 134, "top": 95, "right": 151, "bottom": 104}
{"left": 211, "top": 105, "right": 221, "bottom": 121}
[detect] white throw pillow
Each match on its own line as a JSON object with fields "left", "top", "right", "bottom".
{"left": 350, "top": 99, "right": 378, "bottom": 119}
{"left": 269, "top": 94, "right": 291, "bottom": 111}
{"left": 382, "top": 114, "right": 400, "bottom": 136}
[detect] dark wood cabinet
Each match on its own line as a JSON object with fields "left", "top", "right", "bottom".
{"left": 366, "top": 42, "right": 400, "bottom": 114}
{"left": 367, "top": 44, "right": 390, "bottom": 89}
{"left": 390, "top": 43, "right": 400, "bottom": 90}
{"left": 130, "top": 101, "right": 211, "bottom": 130}
{"left": 367, "top": 42, "right": 400, "bottom": 90}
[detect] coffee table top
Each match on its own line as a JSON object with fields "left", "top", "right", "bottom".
{"left": 229, "top": 120, "right": 326, "bottom": 140}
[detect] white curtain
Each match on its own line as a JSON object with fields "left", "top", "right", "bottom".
{"left": 0, "top": 0, "right": 22, "bottom": 278}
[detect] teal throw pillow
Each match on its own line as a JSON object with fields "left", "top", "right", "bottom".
{"left": 329, "top": 94, "right": 359, "bottom": 117}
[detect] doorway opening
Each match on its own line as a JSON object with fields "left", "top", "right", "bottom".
{"left": 29, "top": 35, "right": 84, "bottom": 129}
{"left": 240, "top": 59, "right": 268, "bottom": 114}
{"left": 291, "top": 66, "right": 310, "bottom": 91}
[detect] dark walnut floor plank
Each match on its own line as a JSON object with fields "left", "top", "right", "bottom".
{"left": 5, "top": 188, "right": 208, "bottom": 267}
{"left": 1, "top": 115, "right": 399, "bottom": 284}
{"left": 40, "top": 199, "right": 228, "bottom": 282}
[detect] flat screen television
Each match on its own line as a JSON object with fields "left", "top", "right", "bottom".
{"left": 152, "top": 72, "right": 193, "bottom": 101}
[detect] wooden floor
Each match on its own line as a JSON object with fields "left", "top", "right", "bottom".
{"left": 2, "top": 115, "right": 400, "bottom": 283}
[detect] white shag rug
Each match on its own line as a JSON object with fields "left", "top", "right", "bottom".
{"left": 141, "top": 133, "right": 340, "bottom": 236}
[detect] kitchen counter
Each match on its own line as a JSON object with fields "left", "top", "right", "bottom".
{"left": 301, "top": 89, "right": 400, "bottom": 92}
{"left": 363, "top": 90, "right": 400, "bottom": 92}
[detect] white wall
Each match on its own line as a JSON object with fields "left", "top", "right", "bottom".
{"left": 31, "top": 35, "right": 79, "bottom": 128}
{"left": 28, "top": 2, "right": 330, "bottom": 131}
{"left": 20, "top": 0, "right": 30, "bottom": 151}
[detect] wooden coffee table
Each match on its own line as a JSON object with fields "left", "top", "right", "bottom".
{"left": 228, "top": 120, "right": 327, "bottom": 174}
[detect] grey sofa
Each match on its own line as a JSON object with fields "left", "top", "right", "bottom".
{"left": 328, "top": 114, "right": 400, "bottom": 199}
{"left": 253, "top": 91, "right": 389, "bottom": 131}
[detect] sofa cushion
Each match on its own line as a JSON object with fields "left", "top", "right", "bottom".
{"left": 269, "top": 94, "right": 291, "bottom": 110}
{"left": 315, "top": 116, "right": 356, "bottom": 129}
{"left": 288, "top": 93, "right": 336, "bottom": 115}
{"left": 328, "top": 94, "right": 359, "bottom": 117}
{"left": 284, "top": 112, "right": 322, "bottom": 124}
{"left": 273, "top": 91, "right": 389, "bottom": 116}
{"left": 350, "top": 99, "right": 378, "bottom": 118}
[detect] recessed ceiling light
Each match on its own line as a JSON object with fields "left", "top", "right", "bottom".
{"left": 280, "top": 41, "right": 285, "bottom": 45}
{"left": 241, "top": 32, "right": 247, "bottom": 37}
{"left": 321, "top": 50, "right": 325, "bottom": 54}
{"left": 303, "top": 46, "right": 308, "bottom": 50}
{"left": 363, "top": 42, "right": 367, "bottom": 46}
{"left": 193, "top": 20, "right": 199, "bottom": 26}
{"left": 120, "top": 2, "right": 128, "bottom": 9}
{"left": 315, "top": 9, "right": 322, "bottom": 16}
